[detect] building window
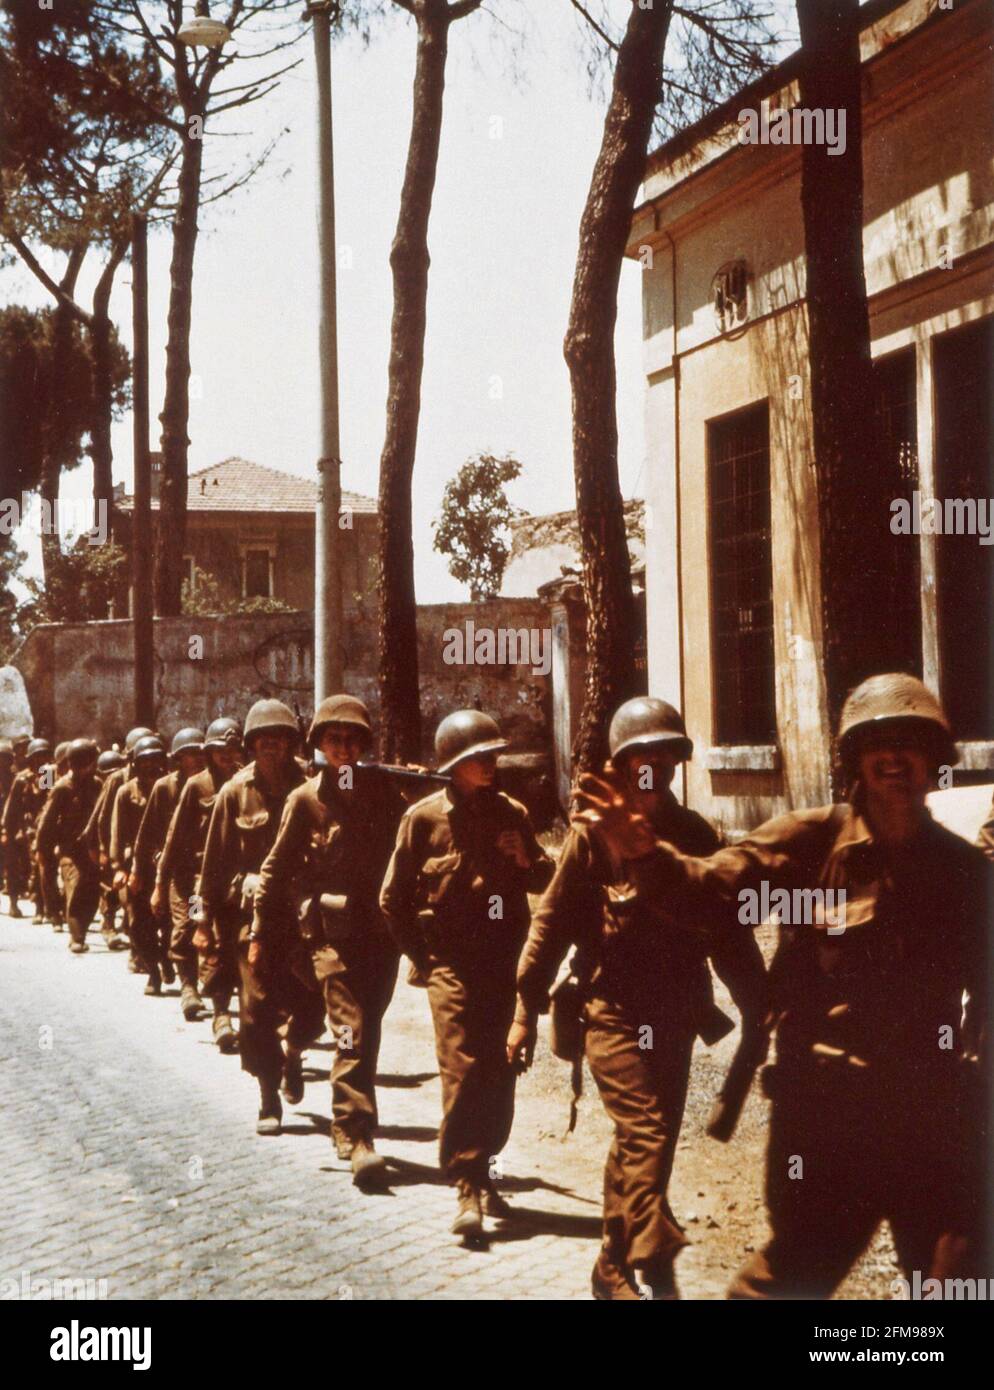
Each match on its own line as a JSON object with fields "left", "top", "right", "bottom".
{"left": 872, "top": 348, "right": 921, "bottom": 677}
{"left": 707, "top": 402, "right": 776, "bottom": 745}
{"left": 183, "top": 555, "right": 196, "bottom": 593}
{"left": 243, "top": 546, "right": 274, "bottom": 600}
{"left": 934, "top": 316, "right": 994, "bottom": 740}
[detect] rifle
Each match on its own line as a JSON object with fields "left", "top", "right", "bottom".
{"left": 358, "top": 760, "right": 452, "bottom": 786}
{"left": 705, "top": 1018, "right": 773, "bottom": 1143}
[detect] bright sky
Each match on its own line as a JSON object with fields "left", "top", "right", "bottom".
{"left": 5, "top": 1, "right": 796, "bottom": 602}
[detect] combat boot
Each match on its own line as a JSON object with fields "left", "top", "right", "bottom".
{"left": 281, "top": 1047, "right": 304, "bottom": 1105}
{"left": 68, "top": 940, "right": 88, "bottom": 955}
{"left": 32, "top": 908, "right": 44, "bottom": 925}
{"left": 331, "top": 1126, "right": 354, "bottom": 1165}
{"left": 481, "top": 1180, "right": 514, "bottom": 1220}
{"left": 144, "top": 965, "right": 162, "bottom": 996}
{"left": 351, "top": 1139, "right": 389, "bottom": 1192}
{"left": 451, "top": 1180, "right": 483, "bottom": 1239}
{"left": 180, "top": 984, "right": 204, "bottom": 1021}
{"left": 160, "top": 956, "right": 176, "bottom": 985}
{"left": 591, "top": 1249, "right": 641, "bottom": 1301}
{"left": 212, "top": 1010, "right": 238, "bottom": 1054}
{"left": 633, "top": 1259, "right": 680, "bottom": 1301}
{"left": 257, "top": 1088, "right": 282, "bottom": 1136}
{"left": 8, "top": 899, "right": 22, "bottom": 919}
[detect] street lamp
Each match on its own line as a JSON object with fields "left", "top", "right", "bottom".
{"left": 178, "top": 2, "right": 231, "bottom": 49}
{"left": 306, "top": 1, "right": 344, "bottom": 698}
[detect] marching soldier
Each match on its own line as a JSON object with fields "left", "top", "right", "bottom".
{"left": 85, "top": 728, "right": 153, "bottom": 967}
{"left": 38, "top": 746, "right": 67, "bottom": 931}
{"left": 11, "top": 733, "right": 31, "bottom": 775}
{"left": 574, "top": 674, "right": 991, "bottom": 1299}
{"left": 1, "top": 739, "right": 18, "bottom": 915}
{"left": 111, "top": 735, "right": 171, "bottom": 992}
{"left": 93, "top": 749, "right": 129, "bottom": 945}
{"left": 254, "top": 695, "right": 407, "bottom": 1185}
{"left": 2, "top": 738, "right": 54, "bottom": 925}
{"left": 198, "top": 700, "right": 323, "bottom": 1132}
{"left": 157, "top": 716, "right": 242, "bottom": 1045}
{"left": 138, "top": 728, "right": 207, "bottom": 1020}
{"left": 380, "top": 710, "right": 553, "bottom": 1239}
{"left": 36, "top": 738, "right": 102, "bottom": 954}
{"left": 511, "top": 698, "right": 767, "bottom": 1299}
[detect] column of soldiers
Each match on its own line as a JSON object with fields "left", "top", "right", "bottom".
{"left": 0, "top": 671, "right": 989, "bottom": 1296}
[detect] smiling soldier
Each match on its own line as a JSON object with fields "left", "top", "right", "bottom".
{"left": 574, "top": 674, "right": 991, "bottom": 1299}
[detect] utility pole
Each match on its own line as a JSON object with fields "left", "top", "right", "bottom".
{"left": 308, "top": 0, "right": 343, "bottom": 699}
{"left": 131, "top": 212, "right": 155, "bottom": 727}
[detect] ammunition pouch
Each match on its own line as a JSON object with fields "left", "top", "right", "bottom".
{"left": 549, "top": 973, "right": 586, "bottom": 1063}
{"left": 300, "top": 892, "right": 354, "bottom": 946}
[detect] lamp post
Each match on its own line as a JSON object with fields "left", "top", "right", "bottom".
{"left": 306, "top": 1, "right": 344, "bottom": 699}
{"left": 177, "top": 1, "right": 231, "bottom": 48}
{"left": 131, "top": 213, "right": 155, "bottom": 728}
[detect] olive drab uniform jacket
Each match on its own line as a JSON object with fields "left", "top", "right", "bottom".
{"left": 36, "top": 773, "right": 101, "bottom": 867}
{"left": 199, "top": 760, "right": 308, "bottom": 942}
{"left": 379, "top": 786, "right": 554, "bottom": 971}
{"left": 624, "top": 803, "right": 991, "bottom": 1084}
{"left": 1, "top": 766, "right": 48, "bottom": 850}
{"left": 254, "top": 766, "right": 407, "bottom": 949}
{"left": 516, "top": 794, "right": 767, "bottom": 1033}
{"left": 132, "top": 769, "right": 185, "bottom": 888}
{"left": 109, "top": 777, "right": 152, "bottom": 875}
{"left": 85, "top": 765, "right": 128, "bottom": 863}
{"left": 157, "top": 766, "right": 228, "bottom": 908}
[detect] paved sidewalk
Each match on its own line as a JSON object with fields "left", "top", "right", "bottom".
{"left": 0, "top": 910, "right": 897, "bottom": 1300}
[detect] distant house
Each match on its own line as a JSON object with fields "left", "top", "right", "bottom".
{"left": 114, "top": 456, "right": 378, "bottom": 614}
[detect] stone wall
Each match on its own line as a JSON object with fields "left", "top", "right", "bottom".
{"left": 12, "top": 599, "right": 555, "bottom": 805}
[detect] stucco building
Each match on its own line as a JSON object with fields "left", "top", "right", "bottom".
{"left": 627, "top": 0, "right": 993, "bottom": 834}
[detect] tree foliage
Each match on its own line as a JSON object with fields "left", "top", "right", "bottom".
{"left": 180, "top": 564, "right": 293, "bottom": 618}
{"left": 0, "top": 304, "right": 130, "bottom": 499}
{"left": 14, "top": 536, "right": 129, "bottom": 628}
{"left": 432, "top": 453, "right": 524, "bottom": 601}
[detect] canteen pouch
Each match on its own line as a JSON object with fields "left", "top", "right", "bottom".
{"left": 549, "top": 974, "right": 585, "bottom": 1062}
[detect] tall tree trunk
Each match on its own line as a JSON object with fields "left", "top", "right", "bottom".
{"left": 40, "top": 247, "right": 87, "bottom": 591}
{"left": 156, "top": 128, "right": 204, "bottom": 615}
{"left": 564, "top": 0, "right": 672, "bottom": 773}
{"left": 797, "top": 0, "right": 893, "bottom": 792}
{"left": 89, "top": 239, "right": 128, "bottom": 533}
{"left": 376, "top": 2, "right": 451, "bottom": 763}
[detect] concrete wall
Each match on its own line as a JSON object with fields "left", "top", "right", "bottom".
{"left": 12, "top": 596, "right": 554, "bottom": 777}
{"left": 632, "top": 0, "right": 994, "bottom": 835}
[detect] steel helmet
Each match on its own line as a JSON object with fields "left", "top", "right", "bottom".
{"left": 0, "top": 739, "right": 13, "bottom": 760}
{"left": 124, "top": 726, "right": 154, "bottom": 754}
{"left": 67, "top": 737, "right": 99, "bottom": 771}
{"left": 308, "top": 695, "right": 372, "bottom": 747}
{"left": 837, "top": 673, "right": 956, "bottom": 770}
{"left": 434, "top": 709, "right": 509, "bottom": 775}
{"left": 204, "top": 716, "right": 242, "bottom": 749}
{"left": 170, "top": 726, "right": 206, "bottom": 757}
{"left": 12, "top": 733, "right": 30, "bottom": 752}
{"left": 97, "top": 749, "right": 127, "bottom": 774}
{"left": 133, "top": 734, "right": 167, "bottom": 764}
{"left": 26, "top": 737, "right": 52, "bottom": 763}
{"left": 609, "top": 696, "right": 693, "bottom": 766}
{"left": 53, "top": 742, "right": 70, "bottom": 766}
{"left": 243, "top": 699, "right": 298, "bottom": 749}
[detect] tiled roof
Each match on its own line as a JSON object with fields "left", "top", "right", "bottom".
{"left": 118, "top": 456, "right": 377, "bottom": 515}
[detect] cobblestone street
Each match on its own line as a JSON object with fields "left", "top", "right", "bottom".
{"left": 0, "top": 909, "right": 898, "bottom": 1301}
